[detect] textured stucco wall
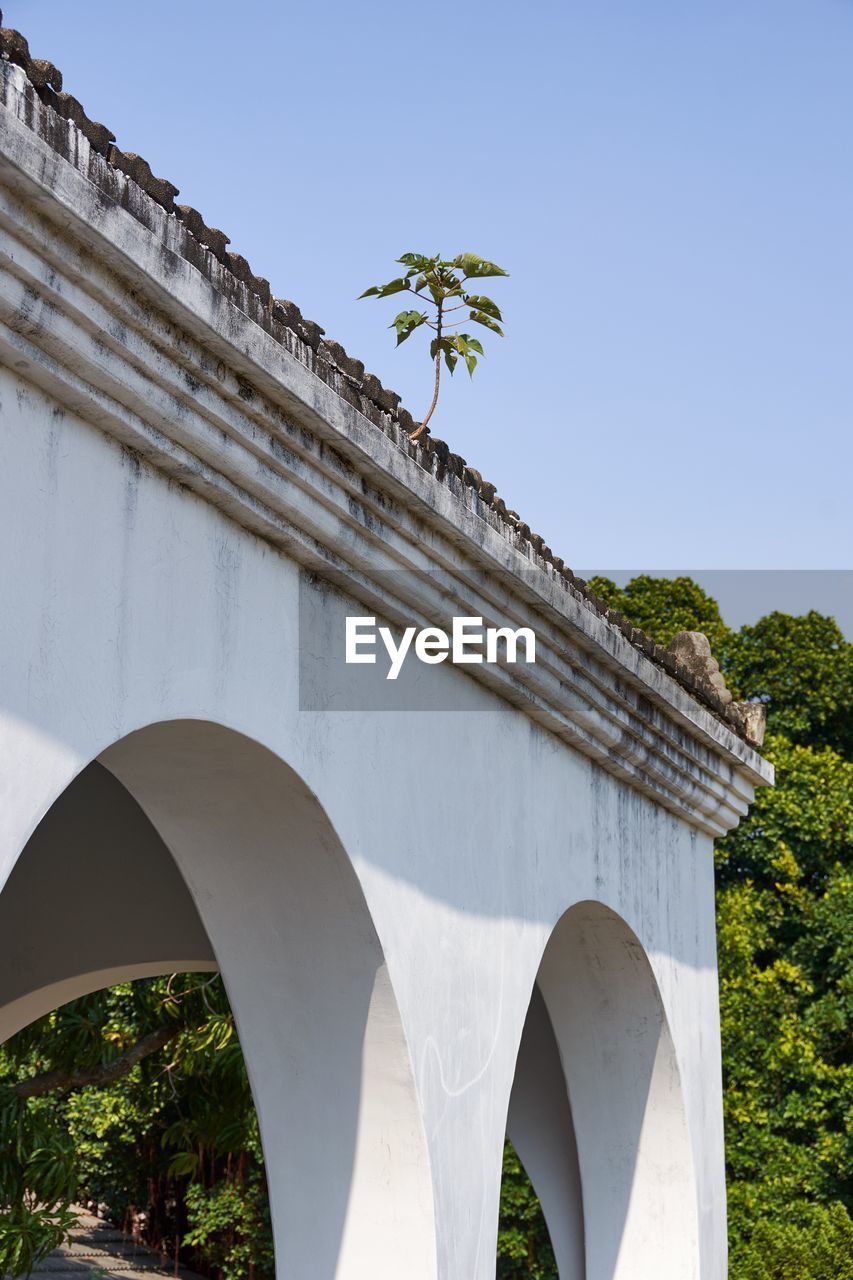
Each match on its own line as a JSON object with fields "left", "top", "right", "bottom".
{"left": 0, "top": 367, "right": 728, "bottom": 1278}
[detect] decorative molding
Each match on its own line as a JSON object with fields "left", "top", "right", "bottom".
{"left": 0, "top": 64, "right": 772, "bottom": 836}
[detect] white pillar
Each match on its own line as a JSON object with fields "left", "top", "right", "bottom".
{"left": 102, "top": 721, "right": 438, "bottom": 1280}
{"left": 537, "top": 903, "right": 701, "bottom": 1280}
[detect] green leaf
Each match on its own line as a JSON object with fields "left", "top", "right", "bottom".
{"left": 359, "top": 277, "right": 411, "bottom": 300}
{"left": 397, "top": 252, "right": 433, "bottom": 270}
{"left": 444, "top": 347, "right": 458, "bottom": 374}
{"left": 453, "top": 252, "right": 509, "bottom": 279}
{"left": 169, "top": 1149, "right": 202, "bottom": 1178}
{"left": 465, "top": 295, "right": 503, "bottom": 321}
{"left": 465, "top": 354, "right": 478, "bottom": 376}
{"left": 469, "top": 311, "right": 504, "bottom": 335}
{"left": 452, "top": 333, "right": 484, "bottom": 358}
{"left": 381, "top": 278, "right": 412, "bottom": 297}
{"left": 390, "top": 310, "right": 427, "bottom": 345}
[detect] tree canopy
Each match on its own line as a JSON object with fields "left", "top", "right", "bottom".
{"left": 587, "top": 574, "right": 853, "bottom": 1279}
{"left": 0, "top": 975, "right": 272, "bottom": 1280}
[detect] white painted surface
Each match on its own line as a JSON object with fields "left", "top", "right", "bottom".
{"left": 538, "top": 904, "right": 702, "bottom": 1280}
{"left": 0, "top": 62, "right": 768, "bottom": 1275}
{"left": 506, "top": 985, "right": 585, "bottom": 1279}
{"left": 1, "top": 372, "right": 729, "bottom": 1276}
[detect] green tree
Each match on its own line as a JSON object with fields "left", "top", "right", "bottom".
{"left": 590, "top": 575, "right": 853, "bottom": 1277}
{"left": 716, "top": 734, "right": 853, "bottom": 1248}
{"left": 360, "top": 252, "right": 507, "bottom": 438}
{"left": 726, "top": 611, "right": 852, "bottom": 755}
{"left": 728, "top": 1203, "right": 853, "bottom": 1280}
{"left": 0, "top": 975, "right": 273, "bottom": 1280}
{"left": 497, "top": 1140, "right": 556, "bottom": 1279}
{"left": 586, "top": 573, "right": 730, "bottom": 655}
{"left": 0, "top": 1089, "right": 78, "bottom": 1277}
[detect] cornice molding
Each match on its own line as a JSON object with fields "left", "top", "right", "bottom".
{"left": 0, "top": 64, "right": 772, "bottom": 836}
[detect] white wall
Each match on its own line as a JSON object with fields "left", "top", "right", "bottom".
{"left": 0, "top": 367, "right": 729, "bottom": 1278}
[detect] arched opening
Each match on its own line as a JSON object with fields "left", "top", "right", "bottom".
{"left": 0, "top": 762, "right": 218, "bottom": 1041}
{"left": 502, "top": 902, "right": 700, "bottom": 1280}
{"left": 2, "top": 969, "right": 272, "bottom": 1279}
{"left": 0, "top": 721, "right": 437, "bottom": 1280}
{"left": 503, "top": 984, "right": 584, "bottom": 1279}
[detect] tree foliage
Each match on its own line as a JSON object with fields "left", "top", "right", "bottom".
{"left": 588, "top": 574, "right": 853, "bottom": 1279}
{"left": 0, "top": 1088, "right": 78, "bottom": 1278}
{"left": 586, "top": 573, "right": 731, "bottom": 655}
{"left": 496, "top": 1140, "right": 556, "bottom": 1279}
{"left": 716, "top": 732, "right": 853, "bottom": 1251}
{"left": 0, "top": 975, "right": 272, "bottom": 1280}
{"left": 360, "top": 252, "right": 507, "bottom": 437}
{"left": 726, "top": 611, "right": 852, "bottom": 755}
{"left": 728, "top": 1203, "right": 853, "bottom": 1280}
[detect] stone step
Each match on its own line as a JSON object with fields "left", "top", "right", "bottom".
{"left": 8, "top": 1210, "right": 209, "bottom": 1280}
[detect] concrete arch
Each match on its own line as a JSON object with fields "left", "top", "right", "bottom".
{"left": 505, "top": 982, "right": 585, "bottom": 1279}
{"left": 520, "top": 900, "right": 701, "bottom": 1280}
{"left": 0, "top": 719, "right": 438, "bottom": 1280}
{"left": 0, "top": 762, "right": 218, "bottom": 1041}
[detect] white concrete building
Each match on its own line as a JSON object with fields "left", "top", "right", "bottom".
{"left": 0, "top": 28, "right": 771, "bottom": 1280}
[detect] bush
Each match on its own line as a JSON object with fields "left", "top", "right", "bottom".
{"left": 730, "top": 1203, "right": 853, "bottom": 1280}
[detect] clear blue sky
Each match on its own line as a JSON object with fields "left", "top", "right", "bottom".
{"left": 18, "top": 0, "right": 853, "bottom": 586}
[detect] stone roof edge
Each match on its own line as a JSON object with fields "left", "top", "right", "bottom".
{"left": 0, "top": 27, "right": 760, "bottom": 746}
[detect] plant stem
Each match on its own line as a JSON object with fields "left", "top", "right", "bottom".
{"left": 411, "top": 300, "right": 442, "bottom": 440}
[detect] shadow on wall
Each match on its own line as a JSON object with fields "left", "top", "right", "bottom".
{"left": 508, "top": 902, "right": 701, "bottom": 1280}
{"left": 0, "top": 723, "right": 437, "bottom": 1280}
{"left": 0, "top": 763, "right": 218, "bottom": 1042}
